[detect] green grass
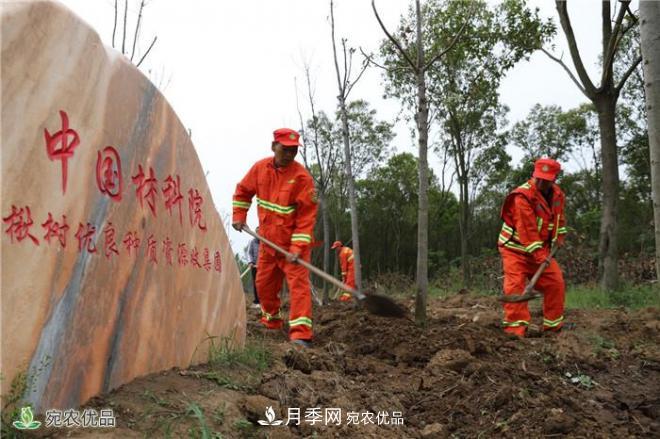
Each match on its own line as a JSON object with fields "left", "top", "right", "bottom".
{"left": 207, "top": 337, "right": 271, "bottom": 372}
{"left": 565, "top": 283, "right": 659, "bottom": 309}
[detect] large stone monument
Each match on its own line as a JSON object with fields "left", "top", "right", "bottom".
{"left": 1, "top": 1, "right": 246, "bottom": 411}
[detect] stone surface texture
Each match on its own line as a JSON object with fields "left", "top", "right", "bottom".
{"left": 1, "top": 1, "right": 246, "bottom": 411}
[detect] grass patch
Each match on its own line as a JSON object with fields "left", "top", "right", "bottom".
{"left": 207, "top": 337, "right": 271, "bottom": 372}
{"left": 565, "top": 283, "right": 659, "bottom": 309}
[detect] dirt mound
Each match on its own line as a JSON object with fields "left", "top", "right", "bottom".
{"left": 43, "top": 295, "right": 659, "bottom": 438}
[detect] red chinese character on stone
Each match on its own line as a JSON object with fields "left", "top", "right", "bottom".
{"left": 44, "top": 110, "right": 80, "bottom": 194}
{"left": 3, "top": 205, "right": 39, "bottom": 245}
{"left": 188, "top": 188, "right": 207, "bottom": 231}
{"left": 74, "top": 223, "right": 97, "bottom": 253}
{"left": 147, "top": 235, "right": 157, "bottom": 264}
{"left": 42, "top": 213, "right": 69, "bottom": 248}
{"left": 190, "top": 246, "right": 201, "bottom": 268}
{"left": 96, "top": 146, "right": 123, "bottom": 202}
{"left": 203, "top": 248, "right": 211, "bottom": 271}
{"left": 163, "top": 237, "right": 173, "bottom": 265}
{"left": 123, "top": 231, "right": 140, "bottom": 256}
{"left": 103, "top": 223, "right": 119, "bottom": 258}
{"left": 132, "top": 165, "right": 158, "bottom": 217}
{"left": 214, "top": 251, "right": 222, "bottom": 273}
{"left": 177, "top": 243, "right": 188, "bottom": 266}
{"left": 163, "top": 175, "right": 183, "bottom": 225}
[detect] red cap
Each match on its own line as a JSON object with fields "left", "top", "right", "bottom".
{"left": 331, "top": 240, "right": 342, "bottom": 249}
{"left": 533, "top": 158, "right": 561, "bottom": 182}
{"left": 273, "top": 128, "right": 301, "bottom": 147}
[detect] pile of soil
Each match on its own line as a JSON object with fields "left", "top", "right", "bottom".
{"left": 44, "top": 293, "right": 659, "bottom": 438}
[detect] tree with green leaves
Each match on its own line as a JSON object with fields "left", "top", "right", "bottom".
{"left": 418, "top": 0, "right": 553, "bottom": 286}
{"left": 372, "top": 0, "right": 467, "bottom": 325}
{"left": 542, "top": 0, "right": 642, "bottom": 292}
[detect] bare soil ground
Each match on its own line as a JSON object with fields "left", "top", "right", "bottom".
{"left": 38, "top": 292, "right": 660, "bottom": 438}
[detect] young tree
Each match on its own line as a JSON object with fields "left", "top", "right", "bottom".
{"left": 542, "top": 0, "right": 641, "bottom": 292}
{"left": 640, "top": 0, "right": 660, "bottom": 281}
{"left": 330, "top": 0, "right": 369, "bottom": 291}
{"left": 423, "top": 0, "right": 552, "bottom": 286}
{"left": 112, "top": 0, "right": 157, "bottom": 67}
{"left": 373, "top": 0, "right": 467, "bottom": 325}
{"left": 295, "top": 66, "right": 342, "bottom": 303}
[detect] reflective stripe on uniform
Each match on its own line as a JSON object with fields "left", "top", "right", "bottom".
{"left": 261, "top": 309, "right": 282, "bottom": 321}
{"left": 291, "top": 233, "right": 312, "bottom": 243}
{"left": 543, "top": 316, "right": 564, "bottom": 327}
{"left": 256, "top": 197, "right": 295, "bottom": 214}
{"left": 289, "top": 316, "right": 312, "bottom": 328}
{"left": 232, "top": 200, "right": 251, "bottom": 209}
{"left": 502, "top": 320, "right": 529, "bottom": 327}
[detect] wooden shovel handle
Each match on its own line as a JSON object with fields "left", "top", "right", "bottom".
{"left": 242, "top": 226, "right": 365, "bottom": 300}
{"left": 523, "top": 245, "right": 560, "bottom": 294}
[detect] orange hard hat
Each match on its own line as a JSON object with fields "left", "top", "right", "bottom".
{"left": 331, "top": 240, "right": 342, "bottom": 249}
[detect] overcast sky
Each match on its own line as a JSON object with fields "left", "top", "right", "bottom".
{"left": 56, "top": 0, "right": 626, "bottom": 255}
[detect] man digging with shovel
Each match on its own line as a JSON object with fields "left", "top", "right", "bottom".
{"left": 232, "top": 128, "right": 317, "bottom": 348}
{"left": 497, "top": 158, "right": 568, "bottom": 338}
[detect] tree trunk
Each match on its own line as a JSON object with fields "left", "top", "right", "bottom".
{"left": 414, "top": 0, "right": 429, "bottom": 326}
{"left": 459, "top": 175, "right": 470, "bottom": 287}
{"left": 595, "top": 96, "right": 620, "bottom": 292}
{"left": 339, "top": 96, "right": 363, "bottom": 291}
{"left": 640, "top": 0, "right": 660, "bottom": 282}
{"left": 320, "top": 191, "right": 331, "bottom": 303}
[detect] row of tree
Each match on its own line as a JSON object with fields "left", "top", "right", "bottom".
{"left": 291, "top": 0, "right": 659, "bottom": 324}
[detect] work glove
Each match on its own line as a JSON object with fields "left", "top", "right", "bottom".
{"left": 232, "top": 221, "right": 245, "bottom": 232}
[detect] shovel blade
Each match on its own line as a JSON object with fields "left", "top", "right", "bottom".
{"left": 359, "top": 294, "right": 407, "bottom": 318}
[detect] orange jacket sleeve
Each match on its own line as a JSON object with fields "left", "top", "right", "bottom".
{"left": 511, "top": 195, "right": 547, "bottom": 264}
{"left": 289, "top": 174, "right": 318, "bottom": 255}
{"left": 232, "top": 164, "right": 257, "bottom": 224}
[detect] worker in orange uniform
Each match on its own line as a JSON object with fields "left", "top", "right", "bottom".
{"left": 330, "top": 241, "right": 354, "bottom": 302}
{"left": 497, "top": 158, "right": 568, "bottom": 337}
{"left": 232, "top": 128, "right": 318, "bottom": 348}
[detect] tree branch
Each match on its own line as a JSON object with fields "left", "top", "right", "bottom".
{"left": 345, "top": 58, "right": 369, "bottom": 98}
{"left": 422, "top": 3, "right": 473, "bottom": 71}
{"left": 615, "top": 54, "right": 641, "bottom": 93}
{"left": 371, "top": 0, "right": 418, "bottom": 73}
{"left": 130, "top": 0, "right": 145, "bottom": 61}
{"left": 330, "top": 0, "right": 347, "bottom": 95}
{"left": 541, "top": 48, "right": 587, "bottom": 96}
{"left": 600, "top": 0, "right": 630, "bottom": 87}
{"left": 136, "top": 35, "right": 156, "bottom": 67}
{"left": 121, "top": 0, "right": 128, "bottom": 55}
{"left": 555, "top": 0, "right": 596, "bottom": 96}
{"left": 112, "top": 0, "right": 118, "bottom": 48}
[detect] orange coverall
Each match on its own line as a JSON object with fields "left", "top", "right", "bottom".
{"left": 338, "top": 246, "right": 355, "bottom": 301}
{"left": 498, "top": 179, "right": 567, "bottom": 336}
{"left": 233, "top": 157, "right": 318, "bottom": 341}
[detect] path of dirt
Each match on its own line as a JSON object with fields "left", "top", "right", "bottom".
{"left": 37, "top": 293, "right": 660, "bottom": 438}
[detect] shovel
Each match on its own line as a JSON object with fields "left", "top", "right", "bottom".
{"left": 242, "top": 226, "right": 406, "bottom": 318}
{"left": 239, "top": 265, "right": 251, "bottom": 279}
{"left": 498, "top": 245, "right": 559, "bottom": 303}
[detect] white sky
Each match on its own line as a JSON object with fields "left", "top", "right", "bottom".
{"left": 56, "top": 0, "right": 622, "bottom": 255}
